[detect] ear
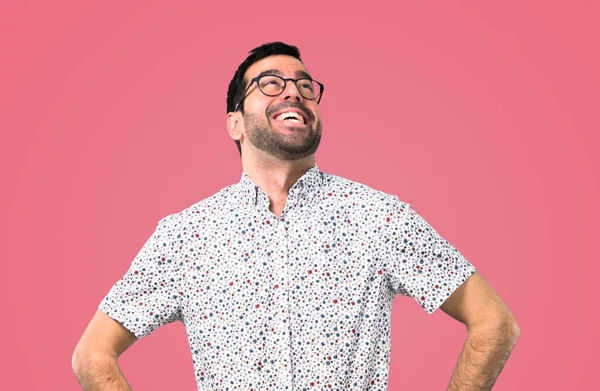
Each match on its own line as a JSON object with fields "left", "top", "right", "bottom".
{"left": 227, "top": 111, "right": 243, "bottom": 141}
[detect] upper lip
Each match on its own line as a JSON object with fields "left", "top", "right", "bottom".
{"left": 270, "top": 107, "right": 311, "bottom": 124}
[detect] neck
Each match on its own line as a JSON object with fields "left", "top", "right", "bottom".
{"left": 241, "top": 150, "right": 316, "bottom": 212}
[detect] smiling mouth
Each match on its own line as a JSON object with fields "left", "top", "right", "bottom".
{"left": 272, "top": 118, "right": 310, "bottom": 130}
{"left": 273, "top": 111, "right": 307, "bottom": 124}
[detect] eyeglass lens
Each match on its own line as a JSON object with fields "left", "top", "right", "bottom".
{"left": 258, "top": 76, "right": 320, "bottom": 99}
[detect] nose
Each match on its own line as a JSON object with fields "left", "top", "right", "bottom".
{"left": 282, "top": 80, "right": 303, "bottom": 102}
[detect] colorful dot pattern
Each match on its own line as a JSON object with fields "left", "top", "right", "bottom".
{"left": 99, "top": 164, "right": 476, "bottom": 390}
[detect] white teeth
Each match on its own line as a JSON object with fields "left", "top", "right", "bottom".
{"left": 275, "top": 112, "right": 305, "bottom": 124}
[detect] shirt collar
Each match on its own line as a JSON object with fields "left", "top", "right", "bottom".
{"left": 237, "top": 164, "right": 323, "bottom": 209}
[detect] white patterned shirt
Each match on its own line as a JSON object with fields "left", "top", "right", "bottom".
{"left": 99, "top": 164, "right": 476, "bottom": 390}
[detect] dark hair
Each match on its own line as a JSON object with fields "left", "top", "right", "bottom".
{"left": 226, "top": 42, "right": 303, "bottom": 155}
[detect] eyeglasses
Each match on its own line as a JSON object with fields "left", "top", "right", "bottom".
{"left": 235, "top": 74, "right": 324, "bottom": 111}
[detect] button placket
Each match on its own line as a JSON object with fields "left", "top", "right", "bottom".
{"left": 275, "top": 213, "right": 293, "bottom": 388}
{"left": 252, "top": 211, "right": 293, "bottom": 389}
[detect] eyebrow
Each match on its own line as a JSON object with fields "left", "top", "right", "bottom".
{"left": 255, "top": 69, "right": 313, "bottom": 79}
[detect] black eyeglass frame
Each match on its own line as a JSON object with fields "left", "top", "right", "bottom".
{"left": 234, "top": 75, "right": 324, "bottom": 112}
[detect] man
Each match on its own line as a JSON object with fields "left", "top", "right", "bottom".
{"left": 72, "top": 42, "right": 520, "bottom": 390}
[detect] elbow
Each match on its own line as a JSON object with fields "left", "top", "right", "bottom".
{"left": 499, "top": 309, "right": 520, "bottom": 341}
{"left": 72, "top": 341, "right": 120, "bottom": 377}
{"left": 71, "top": 343, "right": 103, "bottom": 381}
{"left": 71, "top": 346, "right": 115, "bottom": 387}
{"left": 470, "top": 312, "right": 520, "bottom": 346}
{"left": 72, "top": 345, "right": 90, "bottom": 380}
{"left": 507, "top": 316, "right": 520, "bottom": 345}
{"left": 491, "top": 313, "right": 521, "bottom": 347}
{"left": 71, "top": 348, "right": 85, "bottom": 382}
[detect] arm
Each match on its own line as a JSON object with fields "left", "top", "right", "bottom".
{"left": 440, "top": 271, "right": 520, "bottom": 390}
{"left": 72, "top": 309, "right": 138, "bottom": 390}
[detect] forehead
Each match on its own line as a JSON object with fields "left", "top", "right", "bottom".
{"left": 244, "top": 55, "right": 309, "bottom": 83}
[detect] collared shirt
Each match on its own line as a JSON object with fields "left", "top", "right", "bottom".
{"left": 99, "top": 164, "right": 475, "bottom": 391}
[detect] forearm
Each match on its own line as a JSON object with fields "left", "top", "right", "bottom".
{"left": 73, "top": 353, "right": 133, "bottom": 391}
{"left": 447, "top": 319, "right": 520, "bottom": 390}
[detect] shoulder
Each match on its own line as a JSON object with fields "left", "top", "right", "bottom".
{"left": 320, "top": 172, "right": 410, "bottom": 212}
{"left": 154, "top": 183, "right": 240, "bottom": 231}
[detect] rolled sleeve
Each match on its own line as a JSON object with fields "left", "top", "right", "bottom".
{"left": 98, "top": 215, "right": 185, "bottom": 338}
{"left": 384, "top": 198, "right": 476, "bottom": 315}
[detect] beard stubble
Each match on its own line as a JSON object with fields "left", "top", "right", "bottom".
{"left": 242, "top": 111, "right": 322, "bottom": 161}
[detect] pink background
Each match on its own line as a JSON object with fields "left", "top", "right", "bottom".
{"left": 2, "top": 1, "right": 598, "bottom": 389}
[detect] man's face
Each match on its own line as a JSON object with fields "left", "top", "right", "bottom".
{"left": 238, "top": 55, "right": 322, "bottom": 161}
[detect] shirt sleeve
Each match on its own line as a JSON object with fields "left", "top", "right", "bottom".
{"left": 98, "top": 214, "right": 185, "bottom": 338}
{"left": 383, "top": 197, "right": 476, "bottom": 315}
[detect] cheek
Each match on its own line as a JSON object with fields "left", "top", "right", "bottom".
{"left": 246, "top": 95, "right": 275, "bottom": 114}
{"left": 312, "top": 106, "right": 322, "bottom": 122}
